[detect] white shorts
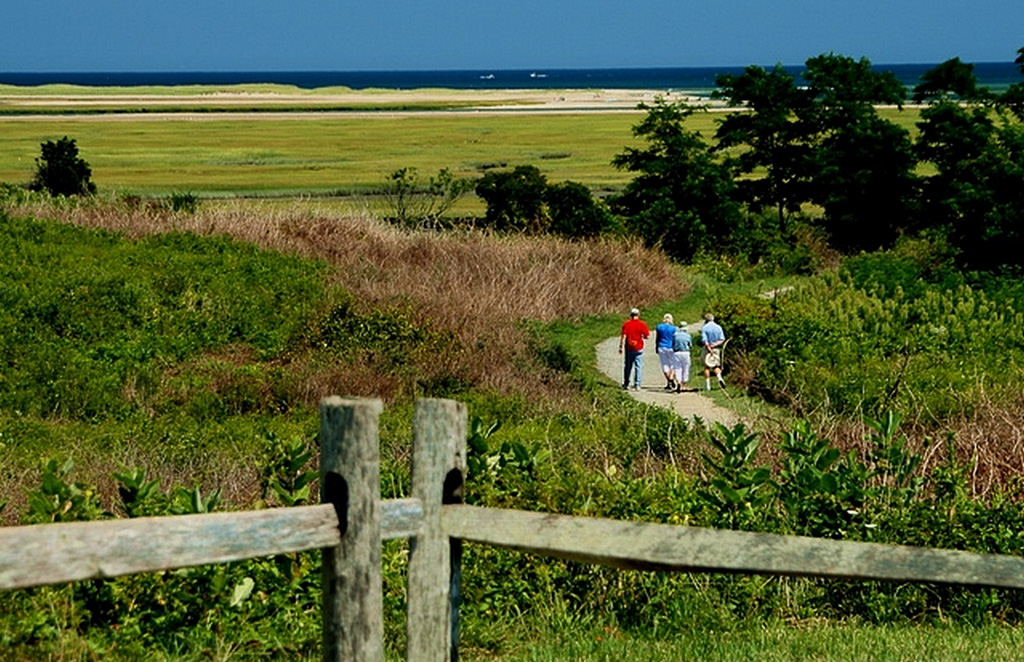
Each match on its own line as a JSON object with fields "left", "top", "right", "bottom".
{"left": 657, "top": 347, "right": 678, "bottom": 374}
{"left": 674, "top": 351, "right": 691, "bottom": 384}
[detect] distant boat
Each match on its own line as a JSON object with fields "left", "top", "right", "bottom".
{"left": 480, "top": 73, "right": 495, "bottom": 80}
{"left": 530, "top": 72, "right": 547, "bottom": 78}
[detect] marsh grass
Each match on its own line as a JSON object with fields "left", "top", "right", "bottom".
{"left": 0, "top": 97, "right": 924, "bottom": 200}
{"left": 488, "top": 621, "right": 1024, "bottom": 662}
{"left": 0, "top": 112, "right": 643, "bottom": 195}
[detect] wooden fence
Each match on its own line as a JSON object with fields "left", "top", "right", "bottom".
{"left": 3, "top": 396, "right": 1024, "bottom": 661}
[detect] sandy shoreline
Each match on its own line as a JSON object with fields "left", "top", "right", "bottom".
{"left": 0, "top": 87, "right": 719, "bottom": 118}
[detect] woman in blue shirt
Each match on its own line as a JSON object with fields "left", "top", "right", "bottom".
{"left": 672, "top": 321, "right": 693, "bottom": 392}
{"left": 655, "top": 313, "right": 679, "bottom": 390}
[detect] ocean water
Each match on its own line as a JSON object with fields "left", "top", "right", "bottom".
{"left": 0, "top": 62, "right": 1019, "bottom": 94}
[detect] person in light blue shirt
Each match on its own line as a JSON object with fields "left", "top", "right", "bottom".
{"left": 672, "top": 321, "right": 693, "bottom": 392}
{"left": 700, "top": 313, "right": 726, "bottom": 390}
{"left": 655, "top": 313, "right": 679, "bottom": 390}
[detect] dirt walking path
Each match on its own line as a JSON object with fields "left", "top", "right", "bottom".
{"left": 595, "top": 325, "right": 741, "bottom": 428}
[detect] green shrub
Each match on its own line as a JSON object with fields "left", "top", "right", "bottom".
{"left": 24, "top": 458, "right": 106, "bottom": 524}
{"left": 166, "top": 190, "right": 200, "bottom": 214}
{"left": 717, "top": 266, "right": 1024, "bottom": 423}
{"left": 381, "top": 166, "right": 472, "bottom": 228}
{"left": 545, "top": 180, "right": 614, "bottom": 238}
{"left": 0, "top": 212, "right": 459, "bottom": 422}
{"left": 28, "top": 136, "right": 96, "bottom": 197}
{"left": 475, "top": 164, "right": 549, "bottom": 232}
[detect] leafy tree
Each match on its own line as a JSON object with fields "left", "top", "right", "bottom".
{"left": 709, "top": 54, "right": 918, "bottom": 254}
{"left": 916, "top": 101, "right": 1024, "bottom": 269}
{"left": 915, "top": 101, "right": 994, "bottom": 169}
{"left": 912, "top": 57, "right": 985, "bottom": 103}
{"left": 998, "top": 47, "right": 1024, "bottom": 121}
{"left": 713, "top": 64, "right": 814, "bottom": 231}
{"left": 29, "top": 136, "right": 96, "bottom": 196}
{"left": 472, "top": 166, "right": 612, "bottom": 238}
{"left": 799, "top": 54, "right": 917, "bottom": 251}
{"left": 801, "top": 53, "right": 905, "bottom": 131}
{"left": 474, "top": 165, "right": 549, "bottom": 232}
{"left": 544, "top": 180, "right": 613, "bottom": 238}
{"left": 810, "top": 113, "right": 919, "bottom": 252}
{"left": 611, "top": 98, "right": 740, "bottom": 261}
{"left": 1000, "top": 83, "right": 1024, "bottom": 121}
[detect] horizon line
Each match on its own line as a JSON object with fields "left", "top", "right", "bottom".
{"left": 1, "top": 60, "right": 1019, "bottom": 76}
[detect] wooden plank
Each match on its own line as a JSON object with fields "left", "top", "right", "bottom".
{"left": 0, "top": 497, "right": 421, "bottom": 593}
{"left": 0, "top": 505, "right": 341, "bottom": 591}
{"left": 382, "top": 497, "right": 424, "bottom": 540}
{"left": 320, "top": 396, "right": 384, "bottom": 662}
{"left": 407, "top": 399, "right": 467, "bottom": 662}
{"left": 442, "top": 505, "right": 1024, "bottom": 590}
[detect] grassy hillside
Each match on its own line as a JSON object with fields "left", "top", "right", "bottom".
{"left": 5, "top": 195, "right": 1024, "bottom": 660}
{"left": 0, "top": 194, "right": 687, "bottom": 508}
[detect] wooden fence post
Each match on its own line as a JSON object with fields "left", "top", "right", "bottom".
{"left": 407, "top": 398, "right": 468, "bottom": 662}
{"left": 320, "top": 396, "right": 384, "bottom": 662}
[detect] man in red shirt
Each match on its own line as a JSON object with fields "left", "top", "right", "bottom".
{"left": 618, "top": 307, "right": 650, "bottom": 390}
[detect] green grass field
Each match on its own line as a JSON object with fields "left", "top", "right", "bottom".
{"left": 495, "top": 622, "right": 1024, "bottom": 662}
{"left": 0, "top": 86, "right": 925, "bottom": 197}
{"left": 0, "top": 113, "right": 642, "bottom": 195}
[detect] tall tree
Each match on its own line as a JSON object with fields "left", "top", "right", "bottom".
{"left": 916, "top": 101, "right": 1024, "bottom": 269}
{"left": 998, "top": 47, "right": 1024, "bottom": 121}
{"left": 1000, "top": 83, "right": 1024, "bottom": 121}
{"left": 712, "top": 64, "right": 814, "bottom": 231}
{"left": 801, "top": 53, "right": 906, "bottom": 130}
{"left": 611, "top": 98, "right": 740, "bottom": 262}
{"left": 811, "top": 113, "right": 919, "bottom": 252}
{"left": 799, "top": 54, "right": 917, "bottom": 251}
{"left": 912, "top": 57, "right": 984, "bottom": 103}
{"left": 915, "top": 102, "right": 994, "bottom": 170}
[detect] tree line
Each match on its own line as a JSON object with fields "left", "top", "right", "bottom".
{"left": 634, "top": 47, "right": 1024, "bottom": 272}
{"left": 441, "top": 50, "right": 1024, "bottom": 273}
{"left": 24, "top": 49, "right": 1024, "bottom": 274}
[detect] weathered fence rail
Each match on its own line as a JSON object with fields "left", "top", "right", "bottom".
{"left": 442, "top": 504, "right": 1024, "bottom": 589}
{"left": 0, "top": 500, "right": 422, "bottom": 592}
{"left": 2, "top": 395, "right": 1024, "bottom": 661}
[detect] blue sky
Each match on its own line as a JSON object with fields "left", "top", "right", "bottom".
{"left": 2, "top": 0, "right": 1022, "bottom": 72}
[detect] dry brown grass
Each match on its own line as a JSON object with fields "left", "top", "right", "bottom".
{"left": 11, "top": 197, "right": 687, "bottom": 407}
{"left": 926, "top": 398, "right": 1024, "bottom": 498}
{"left": 751, "top": 394, "right": 1024, "bottom": 500}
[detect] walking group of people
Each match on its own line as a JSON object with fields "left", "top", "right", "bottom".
{"left": 618, "top": 308, "right": 727, "bottom": 392}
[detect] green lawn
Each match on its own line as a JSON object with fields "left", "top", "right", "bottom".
{"left": 491, "top": 622, "right": 1024, "bottom": 662}
{"left": 0, "top": 91, "right": 924, "bottom": 196}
